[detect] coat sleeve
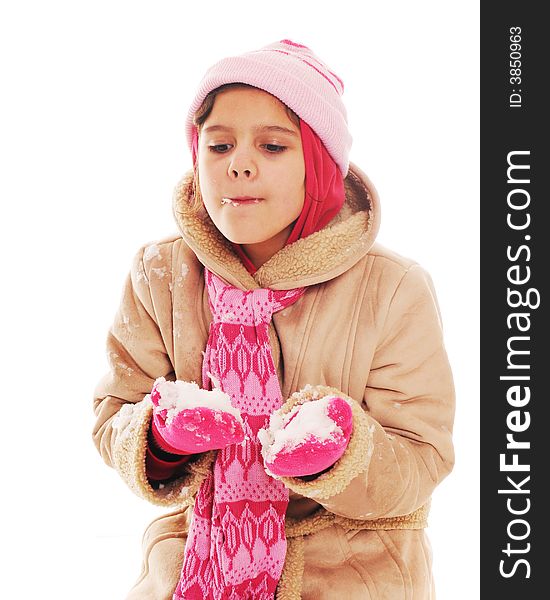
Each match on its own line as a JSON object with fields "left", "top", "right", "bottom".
{"left": 277, "top": 264, "right": 455, "bottom": 520}
{"left": 92, "top": 244, "right": 214, "bottom": 507}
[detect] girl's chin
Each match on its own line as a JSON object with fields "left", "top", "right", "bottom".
{"left": 224, "top": 234, "right": 269, "bottom": 245}
{"left": 215, "top": 219, "right": 295, "bottom": 247}
{"left": 221, "top": 223, "right": 294, "bottom": 247}
{"left": 216, "top": 223, "right": 271, "bottom": 245}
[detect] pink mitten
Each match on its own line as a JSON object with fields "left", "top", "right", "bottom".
{"left": 150, "top": 377, "right": 245, "bottom": 454}
{"left": 258, "top": 395, "right": 353, "bottom": 477}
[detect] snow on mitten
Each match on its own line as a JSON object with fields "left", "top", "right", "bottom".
{"left": 150, "top": 376, "right": 245, "bottom": 454}
{"left": 258, "top": 395, "right": 353, "bottom": 477}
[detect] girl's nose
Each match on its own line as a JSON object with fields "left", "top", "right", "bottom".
{"left": 228, "top": 156, "right": 257, "bottom": 179}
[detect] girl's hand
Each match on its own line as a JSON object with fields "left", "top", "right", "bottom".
{"left": 259, "top": 396, "right": 353, "bottom": 478}
{"left": 150, "top": 379, "right": 245, "bottom": 454}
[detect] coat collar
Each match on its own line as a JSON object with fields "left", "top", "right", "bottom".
{"left": 172, "top": 161, "right": 380, "bottom": 290}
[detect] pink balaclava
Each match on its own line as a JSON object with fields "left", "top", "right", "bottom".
{"left": 186, "top": 39, "right": 352, "bottom": 273}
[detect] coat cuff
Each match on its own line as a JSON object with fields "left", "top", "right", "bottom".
{"left": 273, "top": 385, "right": 374, "bottom": 501}
{"left": 111, "top": 396, "right": 215, "bottom": 507}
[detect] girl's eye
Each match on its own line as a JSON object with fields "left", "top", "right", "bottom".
{"left": 208, "top": 144, "right": 232, "bottom": 153}
{"left": 263, "top": 144, "right": 287, "bottom": 153}
{"left": 207, "top": 143, "right": 287, "bottom": 154}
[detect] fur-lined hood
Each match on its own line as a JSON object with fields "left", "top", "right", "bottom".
{"left": 172, "top": 161, "right": 381, "bottom": 290}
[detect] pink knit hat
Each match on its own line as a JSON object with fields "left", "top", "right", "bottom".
{"left": 185, "top": 39, "right": 352, "bottom": 176}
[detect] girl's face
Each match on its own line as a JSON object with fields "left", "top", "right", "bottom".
{"left": 197, "top": 87, "right": 305, "bottom": 267}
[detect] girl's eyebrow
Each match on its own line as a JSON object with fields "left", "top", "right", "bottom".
{"left": 203, "top": 124, "right": 298, "bottom": 136}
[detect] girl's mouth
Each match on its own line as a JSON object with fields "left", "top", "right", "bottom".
{"left": 221, "top": 197, "right": 264, "bottom": 207}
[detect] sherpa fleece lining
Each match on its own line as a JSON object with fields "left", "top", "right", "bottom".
{"left": 113, "top": 398, "right": 215, "bottom": 507}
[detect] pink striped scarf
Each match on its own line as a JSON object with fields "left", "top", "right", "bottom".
{"left": 173, "top": 268, "right": 305, "bottom": 599}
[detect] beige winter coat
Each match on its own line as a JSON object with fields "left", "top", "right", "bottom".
{"left": 93, "top": 162, "right": 455, "bottom": 599}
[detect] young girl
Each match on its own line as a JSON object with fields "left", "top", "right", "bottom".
{"left": 93, "top": 39, "right": 455, "bottom": 600}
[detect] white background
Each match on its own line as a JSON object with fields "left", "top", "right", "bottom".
{"left": 1, "top": 1, "right": 479, "bottom": 598}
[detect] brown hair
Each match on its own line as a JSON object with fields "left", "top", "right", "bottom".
{"left": 188, "top": 83, "right": 300, "bottom": 215}
{"left": 193, "top": 82, "right": 300, "bottom": 130}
